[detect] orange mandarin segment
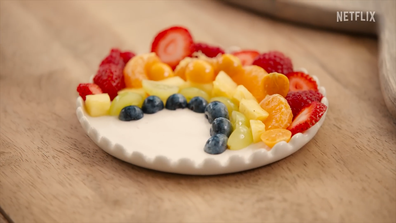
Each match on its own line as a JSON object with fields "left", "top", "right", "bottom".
{"left": 217, "top": 54, "right": 244, "bottom": 77}
{"left": 262, "top": 72, "right": 289, "bottom": 98}
{"left": 259, "top": 94, "right": 293, "bottom": 130}
{"left": 123, "top": 53, "right": 161, "bottom": 88}
{"left": 148, "top": 62, "right": 174, "bottom": 81}
{"left": 232, "top": 65, "right": 268, "bottom": 102}
{"left": 185, "top": 60, "right": 215, "bottom": 83}
{"left": 260, "top": 129, "right": 292, "bottom": 148}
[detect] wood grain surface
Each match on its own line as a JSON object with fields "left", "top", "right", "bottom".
{"left": 0, "top": 1, "right": 395, "bottom": 222}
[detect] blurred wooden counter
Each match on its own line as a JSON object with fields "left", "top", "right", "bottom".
{"left": 0, "top": 1, "right": 395, "bottom": 222}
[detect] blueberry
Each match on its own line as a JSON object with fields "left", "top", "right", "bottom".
{"left": 188, "top": 96, "right": 208, "bottom": 113}
{"left": 142, "top": 96, "right": 164, "bottom": 114}
{"left": 165, "top": 94, "right": 187, "bottom": 110}
{"left": 204, "top": 134, "right": 228, "bottom": 155}
{"left": 210, "top": 117, "right": 233, "bottom": 137}
{"left": 119, "top": 106, "right": 144, "bottom": 121}
{"left": 204, "top": 101, "right": 229, "bottom": 123}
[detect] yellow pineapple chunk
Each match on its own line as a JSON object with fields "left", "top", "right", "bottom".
{"left": 239, "top": 99, "right": 269, "bottom": 121}
{"left": 85, "top": 93, "right": 111, "bottom": 117}
{"left": 250, "top": 120, "right": 266, "bottom": 143}
{"left": 158, "top": 76, "right": 186, "bottom": 88}
{"left": 212, "top": 71, "right": 237, "bottom": 98}
{"left": 118, "top": 88, "right": 147, "bottom": 98}
{"left": 233, "top": 85, "right": 257, "bottom": 104}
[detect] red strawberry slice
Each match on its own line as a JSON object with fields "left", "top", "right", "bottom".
{"left": 286, "top": 90, "right": 324, "bottom": 117}
{"left": 93, "top": 64, "right": 126, "bottom": 100}
{"left": 232, "top": 50, "right": 260, "bottom": 66}
{"left": 286, "top": 72, "right": 318, "bottom": 92}
{"left": 77, "top": 83, "right": 103, "bottom": 101}
{"left": 151, "top": 26, "right": 194, "bottom": 69}
{"left": 193, "top": 42, "right": 225, "bottom": 58}
{"left": 287, "top": 101, "right": 327, "bottom": 135}
{"left": 120, "top": 51, "right": 136, "bottom": 64}
{"left": 99, "top": 48, "right": 125, "bottom": 68}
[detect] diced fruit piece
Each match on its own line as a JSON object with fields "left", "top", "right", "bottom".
{"left": 210, "top": 117, "right": 233, "bottom": 137}
{"left": 174, "top": 57, "right": 195, "bottom": 80}
{"left": 232, "top": 50, "right": 260, "bottom": 66}
{"left": 205, "top": 101, "right": 229, "bottom": 123}
{"left": 262, "top": 72, "right": 289, "bottom": 98}
{"left": 239, "top": 99, "right": 269, "bottom": 121}
{"left": 120, "top": 51, "right": 136, "bottom": 64}
{"left": 250, "top": 120, "right": 266, "bottom": 143}
{"left": 252, "top": 51, "right": 293, "bottom": 75}
{"left": 286, "top": 72, "right": 318, "bottom": 92}
{"left": 180, "top": 87, "right": 209, "bottom": 102}
{"left": 195, "top": 52, "right": 221, "bottom": 75}
{"left": 148, "top": 62, "right": 174, "bottom": 81}
{"left": 232, "top": 65, "right": 268, "bottom": 101}
{"left": 142, "top": 80, "right": 179, "bottom": 103}
{"left": 185, "top": 60, "right": 215, "bottom": 83}
{"left": 261, "top": 129, "right": 292, "bottom": 148}
{"left": 233, "top": 85, "right": 257, "bottom": 104}
{"left": 259, "top": 94, "right": 293, "bottom": 130}
{"left": 94, "top": 64, "right": 125, "bottom": 100}
{"left": 193, "top": 42, "right": 225, "bottom": 58}
{"left": 165, "top": 94, "right": 187, "bottom": 110}
{"left": 227, "top": 125, "right": 253, "bottom": 150}
{"left": 151, "top": 26, "right": 194, "bottom": 69}
{"left": 85, "top": 93, "right": 111, "bottom": 117}
{"left": 99, "top": 48, "right": 125, "bottom": 68}
{"left": 77, "top": 83, "right": 103, "bottom": 101}
{"left": 118, "top": 88, "right": 147, "bottom": 98}
{"left": 158, "top": 76, "right": 186, "bottom": 88}
{"left": 212, "top": 71, "right": 238, "bottom": 98}
{"left": 142, "top": 96, "right": 164, "bottom": 114}
{"left": 109, "top": 92, "right": 144, "bottom": 116}
{"left": 287, "top": 101, "right": 327, "bottom": 135}
{"left": 123, "top": 52, "right": 161, "bottom": 88}
{"left": 188, "top": 96, "right": 208, "bottom": 113}
{"left": 204, "top": 134, "right": 228, "bottom": 155}
{"left": 217, "top": 54, "right": 244, "bottom": 77}
{"left": 186, "top": 82, "right": 213, "bottom": 95}
{"left": 285, "top": 90, "right": 324, "bottom": 117}
{"left": 210, "top": 97, "right": 238, "bottom": 117}
{"left": 119, "top": 105, "right": 144, "bottom": 121}
{"left": 231, "top": 111, "right": 250, "bottom": 129}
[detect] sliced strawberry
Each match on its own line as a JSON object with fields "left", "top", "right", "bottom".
{"left": 120, "top": 51, "right": 136, "bottom": 64}
{"left": 286, "top": 72, "right": 318, "bottom": 92}
{"left": 193, "top": 42, "right": 225, "bottom": 58}
{"left": 287, "top": 101, "right": 327, "bottom": 135}
{"left": 151, "top": 26, "right": 194, "bottom": 69}
{"left": 232, "top": 50, "right": 260, "bottom": 66}
{"left": 93, "top": 64, "right": 125, "bottom": 100}
{"left": 77, "top": 83, "right": 103, "bottom": 101}
{"left": 286, "top": 90, "right": 324, "bottom": 117}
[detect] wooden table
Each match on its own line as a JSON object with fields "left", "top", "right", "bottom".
{"left": 1, "top": 1, "right": 395, "bottom": 222}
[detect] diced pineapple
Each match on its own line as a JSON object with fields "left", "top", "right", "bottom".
{"left": 142, "top": 80, "right": 179, "bottom": 103}
{"left": 250, "top": 120, "right": 266, "bottom": 143}
{"left": 109, "top": 92, "right": 144, "bottom": 116}
{"left": 211, "top": 71, "right": 237, "bottom": 98}
{"left": 239, "top": 99, "right": 269, "bottom": 121}
{"left": 118, "top": 88, "right": 147, "bottom": 98}
{"left": 158, "top": 76, "right": 186, "bottom": 88}
{"left": 233, "top": 85, "right": 257, "bottom": 104}
{"left": 210, "top": 97, "right": 238, "bottom": 117}
{"left": 227, "top": 125, "right": 253, "bottom": 150}
{"left": 85, "top": 93, "right": 111, "bottom": 117}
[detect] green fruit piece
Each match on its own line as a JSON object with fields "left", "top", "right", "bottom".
{"left": 142, "top": 80, "right": 179, "bottom": 103}
{"left": 179, "top": 87, "right": 209, "bottom": 102}
{"left": 109, "top": 92, "right": 144, "bottom": 116}
{"left": 230, "top": 111, "right": 250, "bottom": 129}
{"left": 227, "top": 125, "right": 253, "bottom": 150}
{"left": 210, "top": 96, "right": 238, "bottom": 117}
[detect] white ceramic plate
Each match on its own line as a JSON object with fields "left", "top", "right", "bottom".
{"left": 76, "top": 69, "right": 328, "bottom": 175}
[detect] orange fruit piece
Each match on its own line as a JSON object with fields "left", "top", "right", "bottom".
{"left": 232, "top": 65, "right": 268, "bottom": 102}
{"left": 148, "top": 62, "right": 174, "bottom": 81}
{"left": 174, "top": 57, "right": 195, "bottom": 80}
{"left": 123, "top": 53, "right": 161, "bottom": 88}
{"left": 217, "top": 54, "right": 244, "bottom": 77}
{"left": 262, "top": 72, "right": 289, "bottom": 98}
{"left": 260, "top": 129, "right": 292, "bottom": 148}
{"left": 259, "top": 94, "right": 293, "bottom": 130}
{"left": 185, "top": 60, "right": 215, "bottom": 83}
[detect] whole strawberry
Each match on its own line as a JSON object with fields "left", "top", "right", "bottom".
{"left": 77, "top": 83, "right": 102, "bottom": 100}
{"left": 286, "top": 90, "right": 324, "bottom": 117}
{"left": 93, "top": 64, "right": 125, "bottom": 100}
{"left": 252, "top": 51, "right": 293, "bottom": 75}
{"left": 99, "top": 48, "right": 125, "bottom": 68}
{"left": 193, "top": 42, "right": 225, "bottom": 58}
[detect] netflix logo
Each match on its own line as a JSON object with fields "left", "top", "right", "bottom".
{"left": 336, "top": 11, "right": 376, "bottom": 22}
